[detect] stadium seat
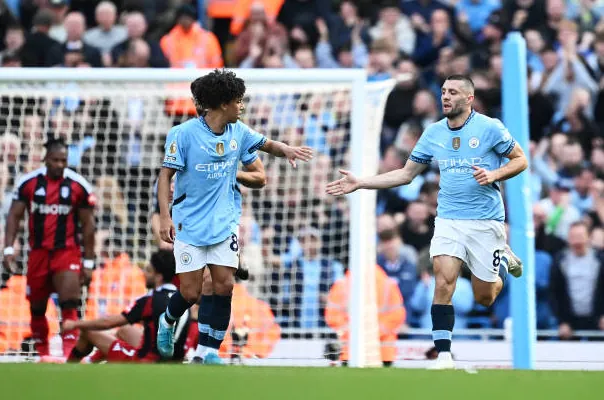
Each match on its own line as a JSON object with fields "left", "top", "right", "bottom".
{"left": 0, "top": 275, "right": 60, "bottom": 354}
{"left": 219, "top": 283, "right": 281, "bottom": 360}
{"left": 86, "top": 253, "right": 147, "bottom": 320}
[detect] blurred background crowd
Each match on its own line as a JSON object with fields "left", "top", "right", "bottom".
{"left": 1, "top": 0, "right": 604, "bottom": 353}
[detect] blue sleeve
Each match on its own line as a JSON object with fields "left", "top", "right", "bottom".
{"left": 162, "top": 127, "right": 187, "bottom": 171}
{"left": 241, "top": 150, "right": 258, "bottom": 166}
{"left": 240, "top": 123, "right": 267, "bottom": 155}
{"left": 491, "top": 118, "right": 516, "bottom": 157}
{"left": 409, "top": 127, "right": 433, "bottom": 164}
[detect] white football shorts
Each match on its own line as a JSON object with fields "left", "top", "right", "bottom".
{"left": 429, "top": 217, "right": 506, "bottom": 283}
{"left": 174, "top": 234, "right": 239, "bottom": 274}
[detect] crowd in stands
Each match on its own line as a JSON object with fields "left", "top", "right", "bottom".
{"left": 1, "top": 0, "right": 604, "bottom": 356}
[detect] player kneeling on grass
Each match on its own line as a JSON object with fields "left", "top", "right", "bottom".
{"left": 64, "top": 250, "right": 189, "bottom": 363}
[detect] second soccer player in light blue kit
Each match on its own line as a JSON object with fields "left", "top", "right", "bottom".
{"left": 157, "top": 69, "right": 312, "bottom": 364}
{"left": 326, "top": 75, "right": 528, "bottom": 369}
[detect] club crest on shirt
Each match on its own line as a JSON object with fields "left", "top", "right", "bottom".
{"left": 230, "top": 139, "right": 238, "bottom": 151}
{"left": 169, "top": 141, "right": 177, "bottom": 154}
{"left": 216, "top": 142, "right": 225, "bottom": 156}
{"left": 469, "top": 137, "right": 480, "bottom": 149}
{"left": 452, "top": 137, "right": 461, "bottom": 150}
{"left": 61, "top": 186, "right": 70, "bottom": 199}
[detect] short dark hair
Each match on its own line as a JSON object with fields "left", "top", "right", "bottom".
{"left": 44, "top": 138, "right": 67, "bottom": 154}
{"left": 445, "top": 74, "right": 475, "bottom": 91}
{"left": 190, "top": 69, "right": 246, "bottom": 111}
{"left": 150, "top": 250, "right": 176, "bottom": 284}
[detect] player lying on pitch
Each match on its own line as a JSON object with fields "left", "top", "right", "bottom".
{"left": 63, "top": 250, "right": 189, "bottom": 363}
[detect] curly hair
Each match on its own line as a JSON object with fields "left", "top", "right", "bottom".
{"left": 150, "top": 249, "right": 176, "bottom": 284}
{"left": 191, "top": 69, "right": 246, "bottom": 111}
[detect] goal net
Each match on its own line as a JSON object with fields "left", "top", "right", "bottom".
{"left": 0, "top": 69, "right": 394, "bottom": 366}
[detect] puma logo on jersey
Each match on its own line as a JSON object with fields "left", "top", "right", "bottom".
{"left": 200, "top": 145, "right": 210, "bottom": 155}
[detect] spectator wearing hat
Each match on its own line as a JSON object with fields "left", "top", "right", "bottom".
{"left": 47, "top": 0, "right": 70, "bottom": 43}
{"left": 538, "top": 178, "right": 582, "bottom": 241}
{"left": 160, "top": 4, "right": 223, "bottom": 69}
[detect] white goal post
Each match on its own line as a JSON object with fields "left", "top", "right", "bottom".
{"left": 0, "top": 68, "right": 394, "bottom": 367}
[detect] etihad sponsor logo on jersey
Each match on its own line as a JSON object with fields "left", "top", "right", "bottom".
{"left": 437, "top": 157, "right": 483, "bottom": 173}
{"left": 31, "top": 202, "right": 72, "bottom": 215}
{"left": 195, "top": 158, "right": 236, "bottom": 179}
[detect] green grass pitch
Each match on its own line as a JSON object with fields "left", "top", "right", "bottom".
{"left": 1, "top": 364, "right": 603, "bottom": 400}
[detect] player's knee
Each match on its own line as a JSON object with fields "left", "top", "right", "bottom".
{"left": 434, "top": 276, "right": 455, "bottom": 300}
{"left": 212, "top": 275, "right": 234, "bottom": 296}
{"left": 180, "top": 283, "right": 202, "bottom": 304}
{"left": 474, "top": 292, "right": 496, "bottom": 307}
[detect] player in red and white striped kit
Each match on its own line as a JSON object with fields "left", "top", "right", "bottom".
{"left": 2, "top": 139, "right": 96, "bottom": 359}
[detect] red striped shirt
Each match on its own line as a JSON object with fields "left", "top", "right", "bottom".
{"left": 13, "top": 167, "right": 95, "bottom": 250}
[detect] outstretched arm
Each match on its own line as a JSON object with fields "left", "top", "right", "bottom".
{"left": 326, "top": 159, "right": 429, "bottom": 196}
{"left": 473, "top": 144, "right": 528, "bottom": 185}
{"left": 260, "top": 139, "right": 313, "bottom": 168}
{"left": 63, "top": 314, "right": 128, "bottom": 331}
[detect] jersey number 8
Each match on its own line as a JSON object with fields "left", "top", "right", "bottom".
{"left": 230, "top": 234, "right": 239, "bottom": 252}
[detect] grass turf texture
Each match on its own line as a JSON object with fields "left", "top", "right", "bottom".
{"left": 1, "top": 364, "right": 602, "bottom": 400}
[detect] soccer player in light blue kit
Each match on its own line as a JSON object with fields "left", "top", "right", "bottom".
{"left": 191, "top": 150, "right": 265, "bottom": 363}
{"left": 157, "top": 69, "right": 312, "bottom": 364}
{"left": 326, "top": 75, "right": 528, "bottom": 369}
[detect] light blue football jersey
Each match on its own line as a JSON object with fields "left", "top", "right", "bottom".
{"left": 409, "top": 111, "right": 516, "bottom": 221}
{"left": 162, "top": 117, "right": 266, "bottom": 246}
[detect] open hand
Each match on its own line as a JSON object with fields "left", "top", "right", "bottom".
{"left": 326, "top": 169, "right": 360, "bottom": 196}
{"left": 284, "top": 146, "right": 313, "bottom": 168}
{"left": 472, "top": 165, "right": 496, "bottom": 186}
